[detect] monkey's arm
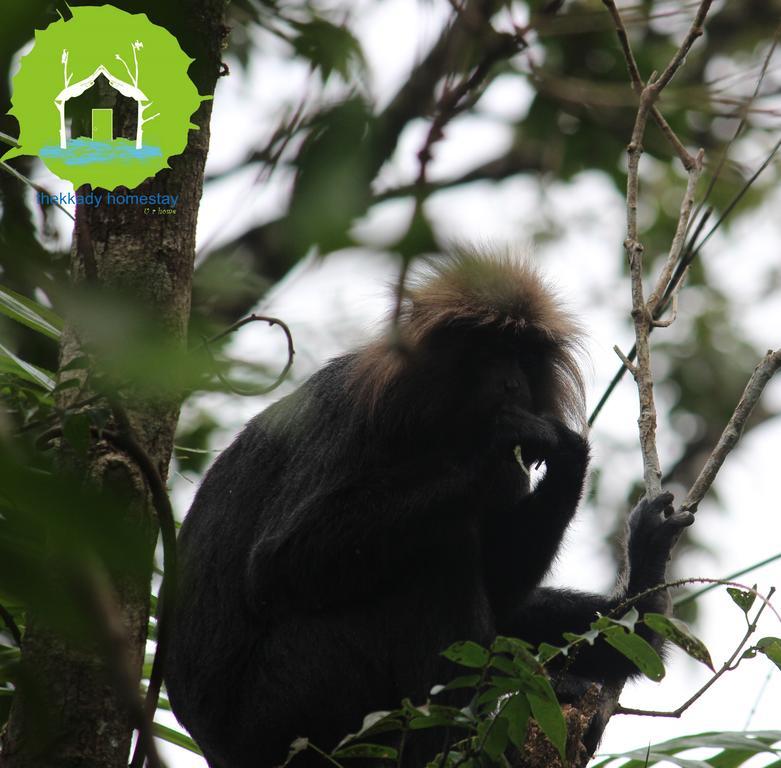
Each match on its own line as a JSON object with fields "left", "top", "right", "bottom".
{"left": 483, "top": 413, "right": 589, "bottom": 611}
{"left": 499, "top": 587, "right": 643, "bottom": 682}
{"left": 495, "top": 493, "right": 694, "bottom": 682}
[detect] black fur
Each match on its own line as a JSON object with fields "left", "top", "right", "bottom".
{"left": 165, "top": 257, "right": 692, "bottom": 768}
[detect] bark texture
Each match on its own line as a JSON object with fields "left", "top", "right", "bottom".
{"left": 0, "top": 1, "right": 227, "bottom": 766}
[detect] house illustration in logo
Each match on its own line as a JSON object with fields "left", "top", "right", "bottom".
{"left": 4, "top": 3, "right": 204, "bottom": 189}
{"left": 55, "top": 43, "right": 159, "bottom": 150}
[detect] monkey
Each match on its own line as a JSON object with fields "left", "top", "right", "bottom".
{"left": 164, "top": 250, "right": 693, "bottom": 768}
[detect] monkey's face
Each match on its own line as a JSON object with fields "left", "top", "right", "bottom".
{"left": 428, "top": 331, "right": 546, "bottom": 428}
{"left": 477, "top": 351, "right": 535, "bottom": 414}
{"left": 392, "top": 327, "right": 551, "bottom": 453}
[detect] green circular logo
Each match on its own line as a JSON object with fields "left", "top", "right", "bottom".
{"left": 3, "top": 5, "right": 204, "bottom": 190}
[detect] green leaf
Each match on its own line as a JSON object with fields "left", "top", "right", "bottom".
{"left": 0, "top": 645, "right": 21, "bottom": 682}
{"left": 490, "top": 654, "right": 516, "bottom": 675}
{"left": 527, "top": 675, "right": 567, "bottom": 761}
{"left": 756, "top": 637, "right": 781, "bottom": 670}
{"left": 332, "top": 743, "right": 398, "bottom": 759}
{"left": 492, "top": 636, "right": 541, "bottom": 674}
{"left": 476, "top": 685, "right": 506, "bottom": 708}
{"left": 591, "top": 729, "right": 781, "bottom": 767}
{"left": 0, "top": 342, "right": 56, "bottom": 391}
{"left": 602, "top": 626, "right": 666, "bottom": 681}
{"left": 0, "top": 354, "right": 41, "bottom": 385}
{"left": 592, "top": 607, "right": 639, "bottom": 633}
{"left": 613, "top": 607, "right": 640, "bottom": 630}
{"left": 441, "top": 640, "right": 490, "bottom": 668}
{"left": 289, "top": 18, "right": 366, "bottom": 83}
{"left": 287, "top": 96, "right": 373, "bottom": 254}
{"left": 563, "top": 628, "right": 600, "bottom": 646}
{"left": 645, "top": 613, "right": 715, "bottom": 670}
{"left": 409, "top": 711, "right": 462, "bottom": 731}
{"left": 409, "top": 715, "right": 453, "bottom": 731}
{"left": 537, "top": 642, "right": 561, "bottom": 663}
{"left": 0, "top": 131, "right": 20, "bottom": 148}
{"left": 0, "top": 285, "right": 62, "bottom": 340}
{"left": 153, "top": 723, "right": 203, "bottom": 755}
{"left": 478, "top": 714, "right": 509, "bottom": 760}
{"left": 354, "top": 710, "right": 404, "bottom": 738}
{"left": 486, "top": 676, "right": 523, "bottom": 694}
{"left": 727, "top": 586, "right": 756, "bottom": 614}
{"left": 439, "top": 674, "right": 481, "bottom": 692}
{"left": 502, "top": 693, "right": 531, "bottom": 749}
{"left": 707, "top": 748, "right": 769, "bottom": 768}
{"left": 0, "top": 163, "right": 74, "bottom": 222}
{"left": 493, "top": 636, "right": 534, "bottom": 655}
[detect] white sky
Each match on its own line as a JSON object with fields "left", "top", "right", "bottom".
{"left": 16, "top": 0, "right": 781, "bottom": 764}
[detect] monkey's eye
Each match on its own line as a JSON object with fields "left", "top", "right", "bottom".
{"left": 505, "top": 379, "right": 521, "bottom": 392}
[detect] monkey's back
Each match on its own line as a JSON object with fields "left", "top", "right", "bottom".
{"left": 165, "top": 354, "right": 503, "bottom": 767}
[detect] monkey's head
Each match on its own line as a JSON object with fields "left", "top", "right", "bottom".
{"left": 351, "top": 248, "right": 587, "bottom": 441}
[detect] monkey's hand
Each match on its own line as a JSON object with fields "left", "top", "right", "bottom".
{"left": 627, "top": 491, "right": 694, "bottom": 597}
{"left": 495, "top": 408, "right": 588, "bottom": 469}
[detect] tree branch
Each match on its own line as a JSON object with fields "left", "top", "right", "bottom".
{"left": 681, "top": 349, "right": 781, "bottom": 514}
{"left": 616, "top": 585, "right": 777, "bottom": 718}
{"left": 601, "top": 0, "right": 699, "bottom": 169}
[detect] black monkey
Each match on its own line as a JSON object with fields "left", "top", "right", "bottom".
{"left": 165, "top": 252, "right": 692, "bottom": 768}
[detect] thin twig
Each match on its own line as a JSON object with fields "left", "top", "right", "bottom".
{"left": 619, "top": 1, "right": 714, "bottom": 496}
{"left": 105, "top": 408, "right": 176, "bottom": 768}
{"left": 616, "top": 586, "right": 777, "bottom": 718}
{"left": 589, "top": 133, "right": 781, "bottom": 427}
{"left": 609, "top": 578, "right": 781, "bottom": 630}
{"left": 601, "top": 0, "right": 696, "bottom": 169}
{"left": 0, "top": 130, "right": 20, "bottom": 148}
{"left": 397, "top": 13, "right": 524, "bottom": 329}
{"left": 415, "top": 30, "right": 522, "bottom": 189}
{"left": 578, "top": 3, "right": 716, "bottom": 755}
{"left": 75, "top": 564, "right": 166, "bottom": 768}
{"left": 646, "top": 149, "right": 704, "bottom": 315}
{"left": 624, "top": 76, "right": 664, "bottom": 496}
{"left": 0, "top": 161, "right": 75, "bottom": 222}
{"left": 681, "top": 349, "right": 781, "bottom": 514}
{"left": 391, "top": 254, "right": 412, "bottom": 329}
{"left": 674, "top": 551, "right": 781, "bottom": 608}
{"left": 743, "top": 668, "right": 774, "bottom": 729}
{"left": 652, "top": 1, "right": 714, "bottom": 93}
{"left": 685, "top": 137, "right": 781, "bottom": 259}
{"left": 613, "top": 345, "right": 637, "bottom": 376}
{"left": 37, "top": 421, "right": 176, "bottom": 768}
{"left": 650, "top": 294, "right": 677, "bottom": 328}
{"left": 624, "top": 137, "right": 700, "bottom": 488}
{"left": 202, "top": 313, "right": 295, "bottom": 396}
{"left": 693, "top": 22, "right": 781, "bottom": 223}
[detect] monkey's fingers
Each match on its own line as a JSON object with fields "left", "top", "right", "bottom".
{"left": 665, "top": 510, "right": 695, "bottom": 528}
{"left": 648, "top": 490, "right": 674, "bottom": 512}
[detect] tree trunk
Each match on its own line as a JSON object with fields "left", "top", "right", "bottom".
{"left": 0, "top": 2, "right": 227, "bottom": 766}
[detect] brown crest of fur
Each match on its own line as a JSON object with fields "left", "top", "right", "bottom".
{"left": 351, "top": 248, "right": 587, "bottom": 430}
